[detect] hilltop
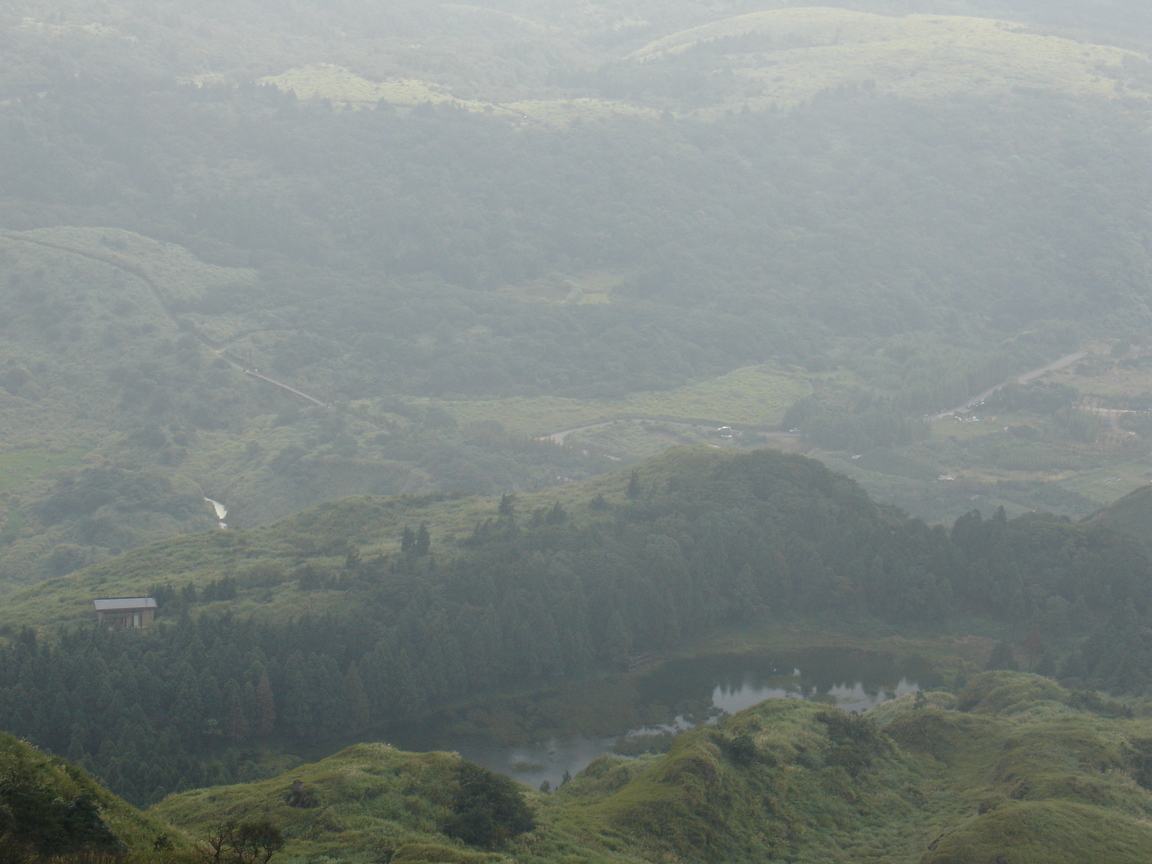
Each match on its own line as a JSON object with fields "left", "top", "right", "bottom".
{"left": 627, "top": 7, "right": 1150, "bottom": 112}
{"left": 258, "top": 8, "right": 1152, "bottom": 118}
{"left": 0, "top": 446, "right": 741, "bottom": 630}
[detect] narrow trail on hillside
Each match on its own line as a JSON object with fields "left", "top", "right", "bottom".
{"left": 2, "top": 231, "right": 333, "bottom": 409}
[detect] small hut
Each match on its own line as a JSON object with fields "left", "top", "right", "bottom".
{"left": 93, "top": 597, "right": 157, "bottom": 629}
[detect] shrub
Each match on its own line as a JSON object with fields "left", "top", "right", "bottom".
{"left": 442, "top": 762, "right": 534, "bottom": 848}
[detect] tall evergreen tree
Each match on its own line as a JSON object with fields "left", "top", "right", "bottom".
{"left": 414, "top": 523, "right": 431, "bottom": 556}
{"left": 343, "top": 663, "right": 370, "bottom": 733}
{"left": 255, "top": 672, "right": 276, "bottom": 737}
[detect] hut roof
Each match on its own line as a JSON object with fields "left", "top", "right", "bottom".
{"left": 93, "top": 597, "right": 157, "bottom": 611}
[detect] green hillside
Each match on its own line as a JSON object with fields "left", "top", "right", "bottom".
{"left": 257, "top": 7, "right": 1151, "bottom": 119}
{"left": 8, "top": 668, "right": 1152, "bottom": 863}
{"left": 629, "top": 7, "right": 1150, "bottom": 112}
{"left": 1084, "top": 483, "right": 1152, "bottom": 545}
{"left": 0, "top": 732, "right": 193, "bottom": 862}
{"left": 148, "top": 671, "right": 1152, "bottom": 864}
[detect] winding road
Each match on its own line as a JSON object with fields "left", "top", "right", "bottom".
{"left": 928, "top": 349, "right": 1088, "bottom": 421}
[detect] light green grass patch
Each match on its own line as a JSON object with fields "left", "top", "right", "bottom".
{"left": 15, "top": 18, "right": 132, "bottom": 42}
{"left": 631, "top": 8, "right": 1149, "bottom": 109}
{"left": 563, "top": 420, "right": 714, "bottom": 460}
{"left": 258, "top": 65, "right": 660, "bottom": 124}
{"left": 151, "top": 743, "right": 461, "bottom": 863}
{"left": 259, "top": 64, "right": 514, "bottom": 114}
{"left": 441, "top": 366, "right": 812, "bottom": 435}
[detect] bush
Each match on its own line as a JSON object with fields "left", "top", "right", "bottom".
{"left": 443, "top": 762, "right": 534, "bottom": 848}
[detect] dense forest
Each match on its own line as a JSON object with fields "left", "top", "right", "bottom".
{"left": 2, "top": 449, "right": 1150, "bottom": 804}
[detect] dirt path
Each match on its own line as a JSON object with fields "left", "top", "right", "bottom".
{"left": 547, "top": 417, "right": 798, "bottom": 446}
{"left": 3, "top": 231, "right": 334, "bottom": 408}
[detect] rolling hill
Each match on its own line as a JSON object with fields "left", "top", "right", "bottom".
{"left": 628, "top": 7, "right": 1151, "bottom": 111}
{"left": 145, "top": 671, "right": 1152, "bottom": 864}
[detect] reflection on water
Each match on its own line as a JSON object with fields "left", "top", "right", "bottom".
{"left": 711, "top": 675, "right": 920, "bottom": 716}
{"left": 425, "top": 736, "right": 611, "bottom": 795}
{"left": 388, "top": 648, "right": 934, "bottom": 790}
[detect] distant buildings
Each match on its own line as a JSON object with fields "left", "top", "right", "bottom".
{"left": 93, "top": 597, "right": 157, "bottom": 629}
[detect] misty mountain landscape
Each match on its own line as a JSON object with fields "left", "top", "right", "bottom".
{"left": 2, "top": 1, "right": 1152, "bottom": 862}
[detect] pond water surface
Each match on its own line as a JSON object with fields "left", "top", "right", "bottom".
{"left": 388, "top": 648, "right": 937, "bottom": 791}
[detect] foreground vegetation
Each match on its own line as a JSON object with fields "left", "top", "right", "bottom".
{"left": 11, "top": 670, "right": 1152, "bottom": 864}
{"left": 0, "top": 732, "right": 193, "bottom": 863}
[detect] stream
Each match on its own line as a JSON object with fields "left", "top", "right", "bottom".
{"left": 387, "top": 648, "right": 936, "bottom": 791}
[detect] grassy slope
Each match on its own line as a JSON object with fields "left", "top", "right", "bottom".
{"left": 629, "top": 8, "right": 1149, "bottom": 111}
{"left": 891, "top": 672, "right": 1152, "bottom": 864}
{"left": 0, "top": 732, "right": 194, "bottom": 860}
{"left": 151, "top": 671, "right": 1152, "bottom": 864}
{"left": 152, "top": 743, "right": 648, "bottom": 864}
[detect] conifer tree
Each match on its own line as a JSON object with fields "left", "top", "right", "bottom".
{"left": 343, "top": 662, "right": 370, "bottom": 732}
{"left": 224, "top": 682, "right": 250, "bottom": 745}
{"left": 400, "top": 526, "right": 416, "bottom": 553}
{"left": 255, "top": 671, "right": 276, "bottom": 736}
{"left": 498, "top": 493, "right": 516, "bottom": 518}
{"left": 414, "top": 523, "right": 431, "bottom": 556}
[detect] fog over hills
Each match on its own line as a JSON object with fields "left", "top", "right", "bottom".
{"left": 2, "top": 3, "right": 1152, "bottom": 863}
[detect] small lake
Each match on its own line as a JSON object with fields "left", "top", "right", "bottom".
{"left": 388, "top": 647, "right": 937, "bottom": 791}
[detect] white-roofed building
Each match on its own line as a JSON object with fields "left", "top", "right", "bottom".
{"left": 93, "top": 597, "right": 157, "bottom": 629}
